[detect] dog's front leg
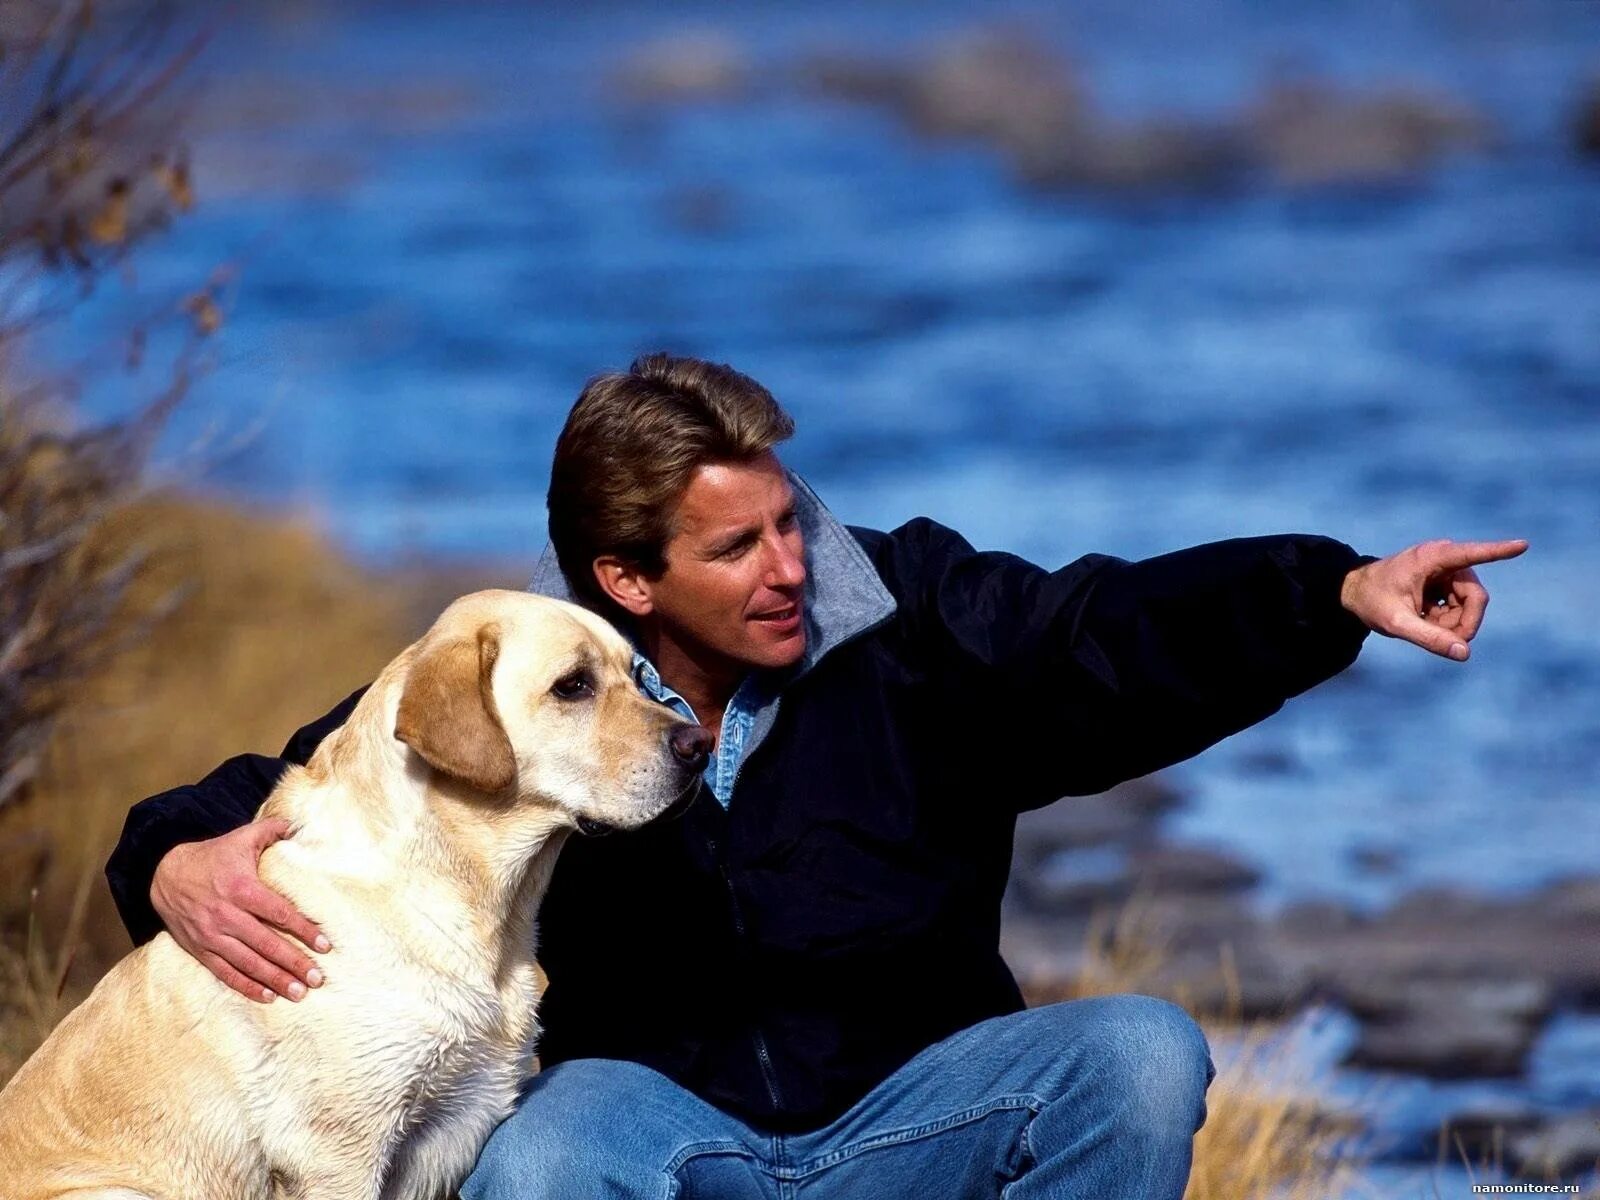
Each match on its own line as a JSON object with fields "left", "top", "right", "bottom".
{"left": 277, "top": 1155, "right": 388, "bottom": 1200}
{"left": 272, "top": 1145, "right": 390, "bottom": 1200}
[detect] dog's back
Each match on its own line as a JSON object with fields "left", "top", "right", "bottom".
{"left": 0, "top": 934, "right": 272, "bottom": 1198}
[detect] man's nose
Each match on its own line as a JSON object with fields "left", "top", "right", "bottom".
{"left": 763, "top": 536, "right": 806, "bottom": 590}
{"left": 668, "top": 724, "right": 714, "bottom": 771}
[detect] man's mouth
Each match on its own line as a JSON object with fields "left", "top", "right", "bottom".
{"left": 750, "top": 602, "right": 801, "bottom": 628}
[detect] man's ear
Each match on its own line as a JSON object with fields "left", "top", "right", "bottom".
{"left": 395, "top": 624, "right": 516, "bottom": 794}
{"left": 592, "top": 556, "right": 656, "bottom": 618}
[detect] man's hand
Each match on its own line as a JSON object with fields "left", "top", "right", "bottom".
{"left": 1340, "top": 538, "right": 1528, "bottom": 661}
{"left": 150, "top": 818, "right": 331, "bottom": 1003}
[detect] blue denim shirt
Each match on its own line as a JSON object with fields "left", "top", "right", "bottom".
{"left": 631, "top": 652, "right": 768, "bottom": 808}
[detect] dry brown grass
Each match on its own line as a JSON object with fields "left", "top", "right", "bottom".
{"left": 0, "top": 495, "right": 423, "bottom": 1062}
{"left": 1186, "top": 1031, "right": 1367, "bottom": 1200}
{"left": 1028, "top": 895, "right": 1371, "bottom": 1199}
{"left": 0, "top": 487, "right": 525, "bottom": 1078}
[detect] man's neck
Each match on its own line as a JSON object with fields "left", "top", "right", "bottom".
{"left": 636, "top": 623, "right": 743, "bottom": 730}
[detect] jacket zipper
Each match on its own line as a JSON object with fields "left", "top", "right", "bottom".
{"left": 710, "top": 836, "right": 786, "bottom": 1113}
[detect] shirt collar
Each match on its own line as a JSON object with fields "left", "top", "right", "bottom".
{"left": 526, "top": 468, "right": 896, "bottom": 682}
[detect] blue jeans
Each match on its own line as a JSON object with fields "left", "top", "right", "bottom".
{"left": 461, "top": 995, "right": 1214, "bottom": 1199}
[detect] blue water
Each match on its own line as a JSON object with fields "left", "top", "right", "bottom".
{"left": 46, "top": 0, "right": 1600, "bottom": 908}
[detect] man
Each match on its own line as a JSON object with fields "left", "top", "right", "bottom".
{"left": 107, "top": 353, "right": 1526, "bottom": 1198}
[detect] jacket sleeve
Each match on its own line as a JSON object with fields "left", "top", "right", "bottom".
{"left": 104, "top": 686, "right": 369, "bottom": 945}
{"left": 881, "top": 518, "right": 1378, "bottom": 806}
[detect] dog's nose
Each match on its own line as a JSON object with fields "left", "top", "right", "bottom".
{"left": 668, "top": 724, "right": 714, "bottom": 771}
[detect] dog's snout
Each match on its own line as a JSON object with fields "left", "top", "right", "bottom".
{"left": 669, "top": 724, "right": 714, "bottom": 771}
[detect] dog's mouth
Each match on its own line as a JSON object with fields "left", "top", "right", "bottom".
{"left": 576, "top": 776, "right": 704, "bottom": 838}
{"left": 658, "top": 774, "right": 705, "bottom": 823}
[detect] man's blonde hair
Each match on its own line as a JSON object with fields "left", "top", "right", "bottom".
{"left": 547, "top": 353, "right": 795, "bottom": 615}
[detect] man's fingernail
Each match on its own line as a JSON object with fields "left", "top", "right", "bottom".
{"left": 288, "top": 981, "right": 307, "bottom": 1001}
{"left": 314, "top": 935, "right": 331, "bottom": 953}
{"left": 1449, "top": 642, "right": 1468, "bottom": 660}
{"left": 261, "top": 988, "right": 275, "bottom": 1003}
{"left": 307, "top": 967, "right": 324, "bottom": 988}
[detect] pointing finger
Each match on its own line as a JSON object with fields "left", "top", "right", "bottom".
{"left": 1425, "top": 539, "right": 1529, "bottom": 572}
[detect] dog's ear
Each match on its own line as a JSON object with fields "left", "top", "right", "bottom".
{"left": 395, "top": 623, "right": 517, "bottom": 794}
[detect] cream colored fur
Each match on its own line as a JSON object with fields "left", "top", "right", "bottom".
{"left": 0, "top": 590, "right": 697, "bottom": 1200}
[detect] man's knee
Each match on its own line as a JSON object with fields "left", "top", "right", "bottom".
{"left": 1035, "top": 994, "right": 1214, "bottom": 1137}
{"left": 461, "top": 1059, "right": 703, "bottom": 1200}
{"left": 461, "top": 1089, "right": 600, "bottom": 1200}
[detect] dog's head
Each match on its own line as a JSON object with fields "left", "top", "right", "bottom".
{"left": 393, "top": 590, "right": 710, "bottom": 834}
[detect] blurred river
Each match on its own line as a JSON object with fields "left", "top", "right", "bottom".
{"left": 56, "top": 0, "right": 1600, "bottom": 910}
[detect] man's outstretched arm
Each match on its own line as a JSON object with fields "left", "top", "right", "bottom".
{"left": 872, "top": 519, "right": 1526, "bottom": 805}
{"left": 104, "top": 686, "right": 368, "bottom": 1000}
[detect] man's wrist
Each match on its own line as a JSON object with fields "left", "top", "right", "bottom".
{"left": 150, "top": 838, "right": 202, "bottom": 906}
{"left": 1340, "top": 565, "right": 1363, "bottom": 616}
{"left": 1338, "top": 553, "right": 1382, "bottom": 628}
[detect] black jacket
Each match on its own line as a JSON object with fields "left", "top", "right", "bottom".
{"left": 107, "top": 517, "right": 1373, "bottom": 1132}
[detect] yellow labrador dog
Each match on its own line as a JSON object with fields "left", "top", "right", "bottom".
{"left": 0, "top": 590, "right": 710, "bottom": 1200}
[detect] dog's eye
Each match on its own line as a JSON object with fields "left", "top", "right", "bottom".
{"left": 551, "top": 670, "right": 595, "bottom": 701}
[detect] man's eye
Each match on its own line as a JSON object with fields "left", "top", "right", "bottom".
{"left": 551, "top": 671, "right": 595, "bottom": 700}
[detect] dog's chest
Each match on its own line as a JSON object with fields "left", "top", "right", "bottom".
{"left": 374, "top": 969, "right": 541, "bottom": 1200}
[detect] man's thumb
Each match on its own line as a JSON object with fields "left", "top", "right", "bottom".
{"left": 1397, "top": 613, "right": 1469, "bottom": 661}
{"left": 250, "top": 816, "right": 295, "bottom": 851}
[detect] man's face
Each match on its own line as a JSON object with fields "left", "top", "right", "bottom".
{"left": 636, "top": 452, "right": 808, "bottom": 674}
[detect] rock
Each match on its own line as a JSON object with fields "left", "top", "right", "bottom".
{"left": 1277, "top": 899, "right": 1366, "bottom": 938}
{"left": 1428, "top": 1104, "right": 1543, "bottom": 1165}
{"left": 1010, "top": 843, "right": 1132, "bottom": 914}
{"left": 1236, "top": 746, "right": 1301, "bottom": 777}
{"left": 1139, "top": 893, "right": 1261, "bottom": 941}
{"left": 1509, "top": 1111, "right": 1600, "bottom": 1177}
{"left": 1001, "top": 912, "right": 1093, "bottom": 992}
{"left": 612, "top": 32, "right": 750, "bottom": 103}
{"left": 1536, "top": 876, "right": 1600, "bottom": 922}
{"left": 1011, "top": 777, "right": 1184, "bottom": 866}
{"left": 1384, "top": 886, "right": 1499, "bottom": 926}
{"left": 1010, "top": 838, "right": 1260, "bottom": 915}
{"left": 1335, "top": 976, "right": 1552, "bottom": 1072}
{"left": 1128, "top": 844, "right": 1262, "bottom": 894}
{"left": 1245, "top": 76, "right": 1490, "bottom": 186}
{"left": 1349, "top": 842, "right": 1405, "bottom": 875}
{"left": 663, "top": 185, "right": 736, "bottom": 234}
{"left": 1345, "top": 1012, "right": 1539, "bottom": 1078}
{"left": 901, "top": 28, "right": 1089, "bottom": 148}
{"left": 1277, "top": 878, "right": 1600, "bottom": 1009}
{"left": 1017, "top": 118, "right": 1244, "bottom": 192}
{"left": 1574, "top": 76, "right": 1600, "bottom": 159}
{"left": 1154, "top": 943, "right": 1312, "bottom": 1020}
{"left": 1335, "top": 977, "right": 1554, "bottom": 1028}
{"left": 1013, "top": 795, "right": 1151, "bottom": 865}
{"left": 796, "top": 52, "right": 912, "bottom": 107}
{"left": 1117, "top": 775, "right": 1186, "bottom": 820}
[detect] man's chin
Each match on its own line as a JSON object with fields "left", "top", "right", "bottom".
{"left": 745, "top": 627, "right": 806, "bottom": 670}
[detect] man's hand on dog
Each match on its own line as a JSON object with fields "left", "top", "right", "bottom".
{"left": 151, "top": 818, "right": 330, "bottom": 1003}
{"left": 1340, "top": 537, "right": 1529, "bottom": 661}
